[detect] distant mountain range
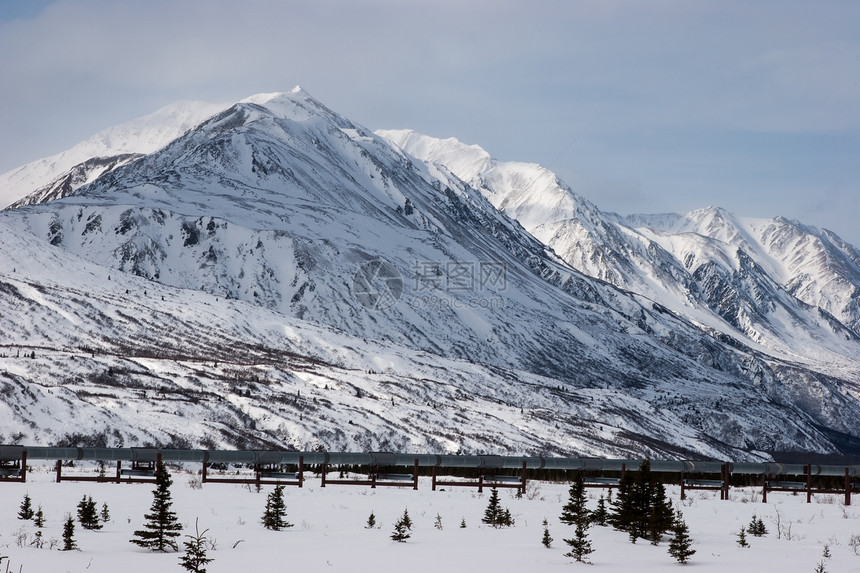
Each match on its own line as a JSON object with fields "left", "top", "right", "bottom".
{"left": 1, "top": 88, "right": 858, "bottom": 461}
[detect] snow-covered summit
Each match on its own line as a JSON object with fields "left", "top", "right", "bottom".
{"left": 0, "top": 99, "right": 224, "bottom": 208}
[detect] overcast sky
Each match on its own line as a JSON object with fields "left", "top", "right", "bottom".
{"left": 1, "top": 0, "right": 858, "bottom": 245}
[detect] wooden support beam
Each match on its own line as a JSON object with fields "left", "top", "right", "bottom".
{"left": 298, "top": 456, "right": 304, "bottom": 488}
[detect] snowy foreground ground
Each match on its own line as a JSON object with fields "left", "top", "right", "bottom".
{"left": 2, "top": 464, "right": 859, "bottom": 572}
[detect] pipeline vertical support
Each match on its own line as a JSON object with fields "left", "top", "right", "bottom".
{"left": 846, "top": 468, "right": 852, "bottom": 506}
{"left": 680, "top": 472, "right": 686, "bottom": 500}
{"left": 521, "top": 461, "right": 527, "bottom": 495}
{"left": 806, "top": 464, "right": 812, "bottom": 504}
{"left": 55, "top": 459, "right": 62, "bottom": 483}
{"left": 298, "top": 456, "right": 304, "bottom": 488}
{"left": 413, "top": 459, "right": 419, "bottom": 491}
{"left": 722, "top": 463, "right": 730, "bottom": 501}
{"left": 762, "top": 474, "right": 767, "bottom": 503}
{"left": 320, "top": 463, "right": 327, "bottom": 488}
{"left": 20, "top": 451, "right": 27, "bottom": 483}
{"left": 432, "top": 466, "right": 437, "bottom": 491}
{"left": 478, "top": 474, "right": 484, "bottom": 493}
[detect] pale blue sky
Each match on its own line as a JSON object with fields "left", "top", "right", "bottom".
{"left": 1, "top": 0, "right": 858, "bottom": 244}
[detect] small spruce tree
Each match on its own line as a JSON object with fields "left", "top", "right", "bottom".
{"left": 460, "top": 517, "right": 467, "bottom": 528}
{"left": 667, "top": 510, "right": 695, "bottom": 564}
{"left": 434, "top": 513, "right": 443, "bottom": 530}
{"left": 34, "top": 506, "right": 45, "bottom": 528}
{"left": 401, "top": 508, "right": 413, "bottom": 530}
{"left": 261, "top": 484, "right": 293, "bottom": 531}
{"left": 482, "top": 487, "right": 513, "bottom": 528}
{"left": 365, "top": 511, "right": 377, "bottom": 529}
{"left": 391, "top": 510, "right": 411, "bottom": 542}
{"left": 541, "top": 518, "right": 553, "bottom": 548}
{"left": 736, "top": 526, "right": 749, "bottom": 548}
{"left": 78, "top": 495, "right": 102, "bottom": 530}
{"left": 592, "top": 494, "right": 608, "bottom": 526}
{"left": 17, "top": 493, "right": 34, "bottom": 520}
{"left": 62, "top": 514, "right": 78, "bottom": 551}
{"left": 559, "top": 474, "right": 588, "bottom": 526}
{"left": 179, "top": 518, "right": 213, "bottom": 573}
{"left": 101, "top": 502, "right": 111, "bottom": 523}
{"left": 130, "top": 457, "right": 183, "bottom": 551}
{"left": 564, "top": 519, "right": 594, "bottom": 563}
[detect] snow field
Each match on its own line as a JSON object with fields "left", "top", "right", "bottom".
{"left": 2, "top": 465, "right": 859, "bottom": 572}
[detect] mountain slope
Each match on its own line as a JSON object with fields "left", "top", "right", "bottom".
{"left": 0, "top": 100, "right": 224, "bottom": 209}
{"left": 379, "top": 130, "right": 860, "bottom": 366}
{"left": 2, "top": 90, "right": 860, "bottom": 460}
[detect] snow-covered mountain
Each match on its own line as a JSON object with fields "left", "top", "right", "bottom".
{"left": 0, "top": 99, "right": 224, "bottom": 209}
{"left": 2, "top": 89, "right": 860, "bottom": 461}
{"left": 379, "top": 130, "right": 860, "bottom": 364}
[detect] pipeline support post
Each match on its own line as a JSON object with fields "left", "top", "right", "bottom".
{"left": 298, "top": 455, "right": 304, "bottom": 488}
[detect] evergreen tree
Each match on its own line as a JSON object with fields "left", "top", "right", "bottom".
{"left": 179, "top": 518, "right": 213, "bottom": 573}
{"left": 609, "top": 460, "right": 672, "bottom": 543}
{"left": 559, "top": 474, "right": 588, "bottom": 526}
{"left": 34, "top": 506, "right": 45, "bottom": 528}
{"left": 77, "top": 495, "right": 102, "bottom": 530}
{"left": 482, "top": 487, "right": 513, "bottom": 528}
{"left": 592, "top": 494, "right": 608, "bottom": 526}
{"left": 747, "top": 514, "right": 768, "bottom": 537}
{"left": 460, "top": 517, "right": 467, "bottom": 528}
{"left": 130, "top": 457, "right": 183, "bottom": 551}
{"left": 736, "top": 526, "right": 749, "bottom": 548}
{"left": 667, "top": 510, "right": 695, "bottom": 564}
{"left": 17, "top": 493, "right": 34, "bottom": 520}
{"left": 609, "top": 471, "right": 635, "bottom": 532}
{"left": 755, "top": 517, "right": 767, "bottom": 536}
{"left": 62, "top": 514, "right": 77, "bottom": 551}
{"left": 483, "top": 487, "right": 502, "bottom": 527}
{"left": 434, "top": 513, "right": 443, "bottom": 530}
{"left": 261, "top": 484, "right": 293, "bottom": 531}
{"left": 365, "top": 511, "right": 377, "bottom": 529}
{"left": 401, "top": 508, "right": 413, "bottom": 530}
{"left": 563, "top": 519, "right": 594, "bottom": 563}
{"left": 541, "top": 518, "right": 553, "bottom": 548}
{"left": 391, "top": 510, "right": 411, "bottom": 542}
{"left": 100, "top": 502, "right": 111, "bottom": 523}
{"left": 648, "top": 478, "right": 674, "bottom": 537}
